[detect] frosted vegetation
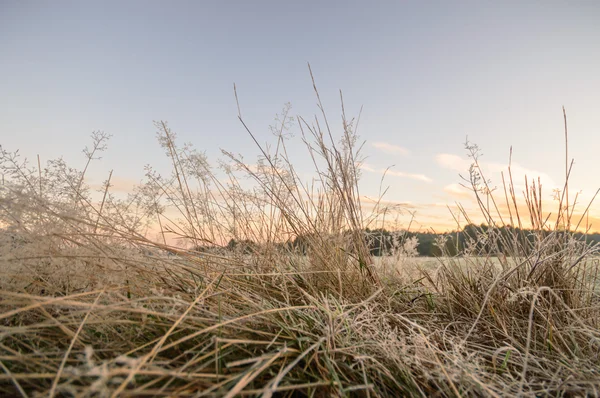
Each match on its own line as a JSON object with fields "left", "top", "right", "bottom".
{"left": 1, "top": 74, "right": 599, "bottom": 396}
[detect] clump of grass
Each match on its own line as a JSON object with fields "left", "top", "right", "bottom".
{"left": 1, "top": 71, "right": 599, "bottom": 397}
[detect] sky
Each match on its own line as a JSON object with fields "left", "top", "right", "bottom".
{"left": 2, "top": 1, "right": 600, "bottom": 232}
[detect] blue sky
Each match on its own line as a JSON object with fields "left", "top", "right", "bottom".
{"left": 2, "top": 1, "right": 600, "bottom": 230}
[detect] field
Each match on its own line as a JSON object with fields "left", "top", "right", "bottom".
{"left": 1, "top": 98, "right": 600, "bottom": 397}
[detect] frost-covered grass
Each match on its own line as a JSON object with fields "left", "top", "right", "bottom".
{"left": 1, "top": 76, "right": 599, "bottom": 397}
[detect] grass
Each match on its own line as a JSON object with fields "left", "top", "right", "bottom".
{"left": 1, "top": 72, "right": 599, "bottom": 397}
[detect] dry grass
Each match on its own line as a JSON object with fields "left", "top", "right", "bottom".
{"left": 1, "top": 73, "right": 599, "bottom": 397}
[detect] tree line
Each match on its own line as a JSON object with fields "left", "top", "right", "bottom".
{"left": 190, "top": 224, "right": 600, "bottom": 257}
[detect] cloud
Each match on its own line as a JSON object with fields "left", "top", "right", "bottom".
{"left": 361, "top": 199, "right": 416, "bottom": 211}
{"left": 435, "top": 154, "right": 471, "bottom": 172}
{"left": 385, "top": 169, "right": 432, "bottom": 182}
{"left": 361, "top": 197, "right": 415, "bottom": 207}
{"left": 361, "top": 163, "right": 377, "bottom": 173}
{"left": 443, "top": 183, "right": 471, "bottom": 198}
{"left": 371, "top": 142, "right": 409, "bottom": 156}
{"left": 486, "top": 162, "right": 558, "bottom": 190}
{"left": 436, "top": 153, "right": 559, "bottom": 190}
{"left": 361, "top": 163, "right": 432, "bottom": 182}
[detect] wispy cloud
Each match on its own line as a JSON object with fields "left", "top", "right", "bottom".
{"left": 371, "top": 142, "right": 409, "bottom": 156}
{"left": 443, "top": 183, "right": 471, "bottom": 198}
{"left": 436, "top": 153, "right": 559, "bottom": 190}
{"left": 385, "top": 169, "right": 432, "bottom": 182}
{"left": 435, "top": 154, "right": 471, "bottom": 172}
{"left": 486, "top": 162, "right": 558, "bottom": 189}
{"left": 361, "top": 163, "right": 432, "bottom": 183}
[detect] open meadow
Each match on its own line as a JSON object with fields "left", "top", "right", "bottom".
{"left": 2, "top": 88, "right": 600, "bottom": 397}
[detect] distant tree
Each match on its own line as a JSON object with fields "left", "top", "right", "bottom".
{"left": 226, "top": 238, "right": 258, "bottom": 254}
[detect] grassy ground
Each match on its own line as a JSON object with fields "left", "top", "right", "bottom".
{"left": 2, "top": 245, "right": 599, "bottom": 397}
{"left": 1, "top": 82, "right": 599, "bottom": 396}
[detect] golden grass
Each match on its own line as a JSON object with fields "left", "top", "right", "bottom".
{"left": 1, "top": 73, "right": 599, "bottom": 397}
